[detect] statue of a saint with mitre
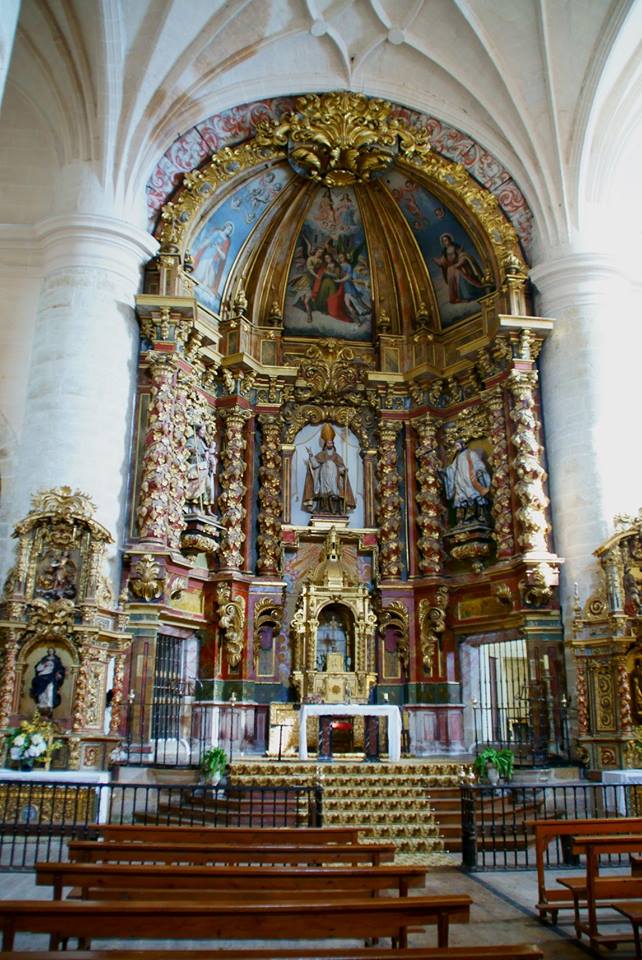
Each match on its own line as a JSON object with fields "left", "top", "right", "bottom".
{"left": 303, "top": 423, "right": 356, "bottom": 515}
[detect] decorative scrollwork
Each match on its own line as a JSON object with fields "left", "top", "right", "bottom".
{"left": 285, "top": 339, "right": 372, "bottom": 403}
{"left": 216, "top": 583, "right": 245, "bottom": 668}
{"left": 129, "top": 555, "right": 165, "bottom": 603}
{"left": 256, "top": 92, "right": 431, "bottom": 188}
{"left": 418, "top": 587, "right": 449, "bottom": 674}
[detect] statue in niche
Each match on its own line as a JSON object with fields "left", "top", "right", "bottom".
{"left": 30, "top": 647, "right": 66, "bottom": 714}
{"left": 316, "top": 605, "right": 352, "bottom": 671}
{"left": 184, "top": 423, "right": 217, "bottom": 514}
{"left": 303, "top": 423, "right": 356, "bottom": 515}
{"left": 443, "top": 439, "right": 491, "bottom": 526}
{"left": 36, "top": 550, "right": 77, "bottom": 601}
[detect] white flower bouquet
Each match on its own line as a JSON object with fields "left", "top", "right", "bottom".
{"left": 5, "top": 713, "right": 63, "bottom": 769}
{"left": 9, "top": 731, "right": 47, "bottom": 762}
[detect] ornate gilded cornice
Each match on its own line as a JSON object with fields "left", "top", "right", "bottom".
{"left": 155, "top": 92, "right": 526, "bottom": 275}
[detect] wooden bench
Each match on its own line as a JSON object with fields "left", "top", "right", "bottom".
{"left": 0, "top": 946, "right": 544, "bottom": 960}
{"left": 0, "top": 945, "right": 544, "bottom": 960}
{"left": 526, "top": 815, "right": 642, "bottom": 921}
{"left": 35, "top": 861, "right": 427, "bottom": 901}
{"left": 0, "top": 895, "right": 472, "bottom": 951}
{"left": 568, "top": 834, "right": 642, "bottom": 951}
{"left": 611, "top": 901, "right": 642, "bottom": 959}
{"left": 67, "top": 840, "right": 395, "bottom": 866}
{"left": 89, "top": 825, "right": 371, "bottom": 845}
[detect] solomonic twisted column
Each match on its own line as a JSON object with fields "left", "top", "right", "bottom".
{"left": 508, "top": 369, "right": 551, "bottom": 555}
{"left": 136, "top": 354, "right": 183, "bottom": 547}
{"left": 218, "top": 406, "right": 251, "bottom": 571}
{"left": 413, "top": 416, "right": 442, "bottom": 575}
{"left": 486, "top": 387, "right": 515, "bottom": 558}
{"left": 257, "top": 414, "right": 283, "bottom": 576}
{"left": 377, "top": 420, "right": 402, "bottom": 579}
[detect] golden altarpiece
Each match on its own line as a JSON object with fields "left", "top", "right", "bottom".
{"left": 1, "top": 93, "right": 586, "bottom": 769}
{"left": 0, "top": 487, "right": 131, "bottom": 770}
{"left": 571, "top": 512, "right": 642, "bottom": 771}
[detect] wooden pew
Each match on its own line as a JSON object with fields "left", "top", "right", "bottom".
{"left": 0, "top": 895, "right": 472, "bottom": 951}
{"left": 67, "top": 839, "right": 395, "bottom": 866}
{"left": 89, "top": 825, "right": 371, "bottom": 845}
{"left": 567, "top": 834, "right": 642, "bottom": 952}
{"left": 0, "top": 945, "right": 544, "bottom": 960}
{"left": 526, "top": 815, "right": 642, "bottom": 921}
{"left": 0, "top": 946, "right": 544, "bottom": 960}
{"left": 35, "top": 861, "right": 427, "bottom": 901}
{"left": 611, "top": 901, "right": 642, "bottom": 959}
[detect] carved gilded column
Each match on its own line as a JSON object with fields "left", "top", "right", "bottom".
{"left": 616, "top": 655, "right": 633, "bottom": 733}
{"left": 486, "top": 387, "right": 515, "bottom": 558}
{"left": 575, "top": 655, "right": 589, "bottom": 736}
{"left": 377, "top": 420, "right": 402, "bottom": 579}
{"left": 508, "top": 368, "right": 550, "bottom": 555}
{"left": 218, "top": 406, "right": 251, "bottom": 571}
{"left": 413, "top": 416, "right": 442, "bottom": 575}
{"left": 0, "top": 631, "right": 19, "bottom": 728}
{"left": 109, "top": 654, "right": 125, "bottom": 736}
{"left": 257, "top": 414, "right": 283, "bottom": 576}
{"left": 72, "top": 640, "right": 90, "bottom": 734}
{"left": 136, "top": 354, "right": 181, "bottom": 546}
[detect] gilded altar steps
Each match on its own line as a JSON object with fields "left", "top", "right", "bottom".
{"left": 228, "top": 760, "right": 470, "bottom": 862}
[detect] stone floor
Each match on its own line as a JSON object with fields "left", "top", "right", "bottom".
{"left": 0, "top": 866, "right": 631, "bottom": 957}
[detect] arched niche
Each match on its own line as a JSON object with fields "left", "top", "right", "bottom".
{"left": 290, "top": 421, "right": 363, "bottom": 528}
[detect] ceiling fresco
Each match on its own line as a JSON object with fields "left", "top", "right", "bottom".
{"left": 147, "top": 97, "right": 534, "bottom": 257}
{"left": 187, "top": 154, "right": 491, "bottom": 335}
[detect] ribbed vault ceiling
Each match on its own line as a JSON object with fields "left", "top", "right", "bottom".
{"left": 4, "top": 0, "right": 641, "bottom": 251}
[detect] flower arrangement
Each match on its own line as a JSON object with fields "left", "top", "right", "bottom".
{"left": 5, "top": 712, "right": 63, "bottom": 770}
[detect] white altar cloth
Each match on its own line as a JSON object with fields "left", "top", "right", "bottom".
{"left": 298, "top": 704, "right": 402, "bottom": 762}
{"left": 602, "top": 769, "right": 642, "bottom": 815}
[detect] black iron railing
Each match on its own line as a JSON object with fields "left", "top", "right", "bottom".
{"left": 461, "top": 780, "right": 642, "bottom": 870}
{"left": 0, "top": 778, "right": 322, "bottom": 869}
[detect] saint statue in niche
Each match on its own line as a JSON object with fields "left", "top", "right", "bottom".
{"left": 30, "top": 647, "right": 66, "bottom": 714}
{"left": 184, "top": 423, "right": 217, "bottom": 514}
{"left": 36, "top": 549, "right": 77, "bottom": 601}
{"left": 303, "top": 423, "right": 356, "bottom": 515}
{"left": 443, "top": 439, "right": 491, "bottom": 526}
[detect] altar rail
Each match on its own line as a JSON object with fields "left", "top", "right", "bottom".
{"left": 0, "top": 779, "right": 321, "bottom": 869}
{"left": 461, "top": 781, "right": 642, "bottom": 871}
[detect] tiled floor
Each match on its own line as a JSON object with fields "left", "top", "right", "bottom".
{"left": 0, "top": 866, "right": 628, "bottom": 956}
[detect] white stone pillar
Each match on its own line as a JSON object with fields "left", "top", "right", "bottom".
{"left": 531, "top": 251, "right": 642, "bottom": 619}
{"left": 0, "top": 0, "right": 20, "bottom": 111}
{"left": 3, "top": 214, "right": 157, "bottom": 585}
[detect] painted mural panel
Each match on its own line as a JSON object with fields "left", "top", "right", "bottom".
{"left": 285, "top": 188, "right": 372, "bottom": 341}
{"left": 190, "top": 165, "right": 293, "bottom": 312}
{"left": 382, "top": 168, "right": 489, "bottom": 327}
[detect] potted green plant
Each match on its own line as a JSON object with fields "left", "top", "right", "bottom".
{"left": 200, "top": 746, "right": 228, "bottom": 785}
{"left": 473, "top": 747, "right": 514, "bottom": 784}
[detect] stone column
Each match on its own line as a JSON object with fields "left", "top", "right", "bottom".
{"left": 531, "top": 251, "right": 642, "bottom": 618}
{"left": 5, "top": 214, "right": 157, "bottom": 585}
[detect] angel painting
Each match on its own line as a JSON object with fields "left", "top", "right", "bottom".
{"left": 288, "top": 234, "right": 371, "bottom": 327}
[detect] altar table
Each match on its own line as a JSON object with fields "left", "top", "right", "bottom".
{"left": 298, "top": 704, "right": 402, "bottom": 762}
